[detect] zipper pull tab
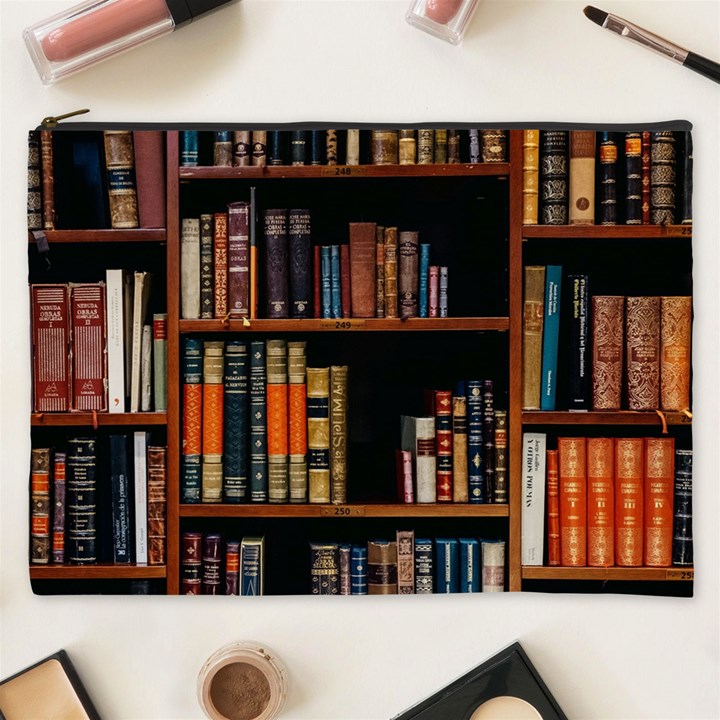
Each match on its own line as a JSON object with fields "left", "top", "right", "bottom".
{"left": 40, "top": 108, "right": 90, "bottom": 129}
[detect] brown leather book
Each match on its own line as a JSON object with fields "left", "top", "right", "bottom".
{"left": 375, "top": 226, "right": 385, "bottom": 318}
{"left": 396, "top": 530, "right": 414, "bottom": 594}
{"left": 521, "top": 266, "right": 545, "bottom": 410}
{"left": 569, "top": 130, "right": 596, "bottom": 224}
{"left": 434, "top": 129, "right": 448, "bottom": 163}
{"left": 371, "top": 130, "right": 398, "bottom": 165}
{"left": 232, "top": 131, "right": 251, "bottom": 166}
{"left": 133, "top": 131, "right": 165, "bottom": 228}
{"left": 546, "top": 449, "right": 560, "bottom": 566}
{"left": 252, "top": 131, "right": 267, "bottom": 167}
{"left": 368, "top": 540, "right": 398, "bottom": 594}
{"left": 348, "top": 223, "right": 377, "bottom": 318}
{"left": 103, "top": 130, "right": 139, "bottom": 229}
{"left": 482, "top": 130, "right": 507, "bottom": 162}
{"left": 399, "top": 130, "right": 416, "bottom": 165}
{"left": 448, "top": 130, "right": 461, "bottom": 163}
{"left": 592, "top": 296, "right": 625, "bottom": 410}
{"left": 384, "top": 227, "right": 399, "bottom": 318}
{"left": 340, "top": 244, "right": 351, "bottom": 319}
{"left": 147, "top": 446, "right": 167, "bottom": 565}
{"left": 641, "top": 131, "right": 652, "bottom": 224}
{"left": 70, "top": 283, "right": 107, "bottom": 411}
{"left": 417, "top": 130, "right": 434, "bottom": 164}
{"left": 625, "top": 296, "right": 660, "bottom": 410}
{"left": 558, "top": 437, "right": 587, "bottom": 567}
{"left": 326, "top": 130, "right": 338, "bottom": 165}
{"left": 452, "top": 396, "right": 468, "bottom": 503}
{"left": 644, "top": 437, "right": 675, "bottom": 567}
{"left": 587, "top": 437, "right": 615, "bottom": 567}
{"left": 522, "top": 130, "right": 540, "bottom": 225}
{"left": 651, "top": 132, "right": 676, "bottom": 225}
{"left": 398, "top": 231, "right": 419, "bottom": 319}
{"left": 615, "top": 438, "right": 644, "bottom": 566}
{"left": 307, "top": 367, "right": 330, "bottom": 503}
{"left": 660, "top": 296, "right": 692, "bottom": 411}
{"left": 40, "top": 130, "right": 55, "bottom": 230}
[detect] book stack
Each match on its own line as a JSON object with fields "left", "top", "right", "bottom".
{"left": 521, "top": 433, "right": 693, "bottom": 568}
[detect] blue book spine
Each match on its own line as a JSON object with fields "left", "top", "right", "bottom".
{"left": 240, "top": 538, "right": 264, "bottom": 596}
{"left": 540, "top": 265, "right": 562, "bottom": 411}
{"left": 482, "top": 380, "right": 495, "bottom": 504}
{"left": 182, "top": 337, "right": 203, "bottom": 503}
{"left": 459, "top": 538, "right": 480, "bottom": 592}
{"left": 109, "top": 434, "right": 131, "bottom": 563}
{"left": 223, "top": 341, "right": 249, "bottom": 502}
{"left": 419, "top": 243, "right": 430, "bottom": 318}
{"left": 181, "top": 131, "right": 199, "bottom": 167}
{"left": 330, "top": 245, "right": 341, "bottom": 319}
{"left": 351, "top": 545, "right": 368, "bottom": 595}
{"left": 435, "top": 538, "right": 459, "bottom": 593}
{"left": 321, "top": 246, "right": 332, "bottom": 319}
{"left": 467, "top": 380, "right": 485, "bottom": 503}
{"left": 249, "top": 341, "right": 268, "bottom": 502}
{"left": 414, "top": 538, "right": 434, "bottom": 594}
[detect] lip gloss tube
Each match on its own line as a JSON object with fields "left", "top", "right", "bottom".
{"left": 406, "top": 0, "right": 481, "bottom": 45}
{"left": 24, "top": 0, "right": 236, "bottom": 85}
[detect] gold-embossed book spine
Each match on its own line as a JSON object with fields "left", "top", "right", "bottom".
{"left": 592, "top": 296, "right": 625, "bottom": 410}
{"left": 558, "top": 437, "right": 587, "bottom": 567}
{"left": 660, "top": 296, "right": 692, "bottom": 411}
{"left": 644, "top": 437, "right": 674, "bottom": 567}
{"left": 626, "top": 296, "right": 660, "bottom": 411}
{"left": 587, "top": 438, "right": 615, "bottom": 567}
{"left": 307, "top": 367, "right": 330, "bottom": 503}
{"left": 522, "top": 266, "right": 546, "bottom": 410}
{"left": 615, "top": 438, "right": 644, "bottom": 566}
{"left": 330, "top": 365, "right": 348, "bottom": 504}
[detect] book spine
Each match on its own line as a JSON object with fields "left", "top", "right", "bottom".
{"left": 147, "top": 445, "right": 167, "bottom": 566}
{"left": 52, "top": 452, "right": 66, "bottom": 564}
{"left": 241, "top": 537, "right": 264, "bottom": 595}
{"left": 109, "top": 435, "right": 131, "bottom": 563}
{"left": 626, "top": 296, "right": 660, "bottom": 410}
{"left": 540, "top": 130, "right": 568, "bottom": 225}
{"left": 339, "top": 544, "right": 352, "bottom": 595}
{"left": 540, "top": 265, "right": 562, "bottom": 411}
{"left": 396, "top": 449, "right": 414, "bottom": 503}
{"left": 181, "top": 532, "right": 202, "bottom": 594}
{"left": 264, "top": 209, "right": 289, "bottom": 318}
{"left": 30, "top": 448, "right": 51, "bottom": 564}
{"left": 592, "top": 296, "right": 625, "bottom": 410}
{"left": 481, "top": 540, "right": 505, "bottom": 592}
{"left": 598, "top": 131, "right": 618, "bottom": 225}
{"left": 268, "top": 131, "right": 285, "bottom": 166}
{"left": 250, "top": 341, "right": 268, "bottom": 502}
{"left": 202, "top": 341, "right": 224, "bottom": 503}
{"left": 672, "top": 449, "right": 693, "bottom": 566}
{"left": 330, "top": 365, "right": 349, "bottom": 504}
{"left": 641, "top": 131, "right": 652, "bottom": 224}
{"left": 348, "top": 223, "right": 376, "bottom": 318}
{"left": 288, "top": 209, "right": 312, "bottom": 318}
{"left": 133, "top": 431, "right": 149, "bottom": 564}
{"left": 587, "top": 437, "right": 615, "bottom": 567}
{"left": 27, "top": 131, "right": 42, "bottom": 230}
{"left": 351, "top": 545, "right": 368, "bottom": 595}
{"left": 182, "top": 337, "right": 203, "bottom": 503}
{"left": 399, "top": 129, "right": 416, "bottom": 165}
{"left": 398, "top": 231, "right": 419, "bottom": 319}
{"left": 103, "top": 130, "right": 139, "bottom": 229}
{"left": 375, "top": 228, "right": 385, "bottom": 318}
{"left": 290, "top": 131, "right": 307, "bottom": 165}
{"left": 202, "top": 533, "right": 222, "bottom": 594}
{"left": 313, "top": 244, "right": 321, "bottom": 319}
{"left": 482, "top": 130, "right": 506, "bottom": 162}
{"left": 310, "top": 543, "right": 340, "bottom": 595}
{"left": 493, "top": 409, "right": 508, "bottom": 504}
{"left": 140, "top": 324, "right": 152, "bottom": 412}
{"left": 624, "top": 132, "right": 643, "bottom": 225}
{"left": 40, "top": 130, "right": 56, "bottom": 230}
{"left": 213, "top": 213, "right": 228, "bottom": 318}
{"left": 417, "top": 129, "right": 434, "bottom": 164}
{"left": 414, "top": 538, "right": 434, "bottom": 594}
{"left": 180, "top": 131, "right": 198, "bottom": 167}
{"left": 448, "top": 129, "right": 461, "bottom": 163}
{"left": 383, "top": 227, "right": 399, "bottom": 318}
{"left": 227, "top": 201, "right": 251, "bottom": 317}
{"left": 368, "top": 541, "right": 398, "bottom": 594}
{"left": 321, "top": 246, "right": 332, "bottom": 319}
{"left": 466, "top": 381, "right": 484, "bottom": 503}
{"left": 660, "top": 296, "right": 692, "bottom": 411}
{"left": 679, "top": 130, "right": 693, "bottom": 224}
{"left": 152, "top": 313, "right": 167, "bottom": 412}
{"left": 428, "top": 266, "right": 439, "bottom": 318}
{"left": 644, "top": 437, "right": 675, "bottom": 567}
{"left": 346, "top": 129, "right": 360, "bottom": 165}
{"left": 70, "top": 283, "right": 107, "bottom": 411}
{"left": 130, "top": 271, "right": 151, "bottom": 414}
{"left": 31, "top": 284, "right": 71, "bottom": 412}
{"left": 615, "top": 437, "right": 644, "bottom": 567}
{"left": 181, "top": 217, "right": 201, "bottom": 319}
{"left": 266, "top": 339, "right": 289, "bottom": 503}
{"left": 482, "top": 380, "right": 495, "bottom": 503}
{"left": 211, "top": 131, "right": 232, "bottom": 166}
{"left": 568, "top": 274, "right": 590, "bottom": 409}
{"left": 569, "top": 130, "right": 595, "bottom": 224}
{"left": 558, "top": 436, "right": 587, "bottom": 566}
{"left": 326, "top": 130, "right": 338, "bottom": 165}
{"left": 225, "top": 540, "right": 240, "bottom": 595}
{"left": 432, "top": 129, "right": 447, "bottom": 163}
{"left": 434, "top": 390, "right": 453, "bottom": 502}
{"left": 330, "top": 245, "right": 342, "bottom": 319}
{"left": 396, "top": 530, "right": 415, "bottom": 594}
{"left": 546, "top": 449, "right": 560, "bottom": 566}
{"left": 521, "top": 265, "right": 545, "bottom": 410}
{"left": 66, "top": 438, "right": 97, "bottom": 564}
{"left": 439, "top": 267, "right": 449, "bottom": 318}
{"left": 651, "top": 132, "right": 676, "bottom": 225}
{"left": 415, "top": 416, "right": 437, "bottom": 503}
{"left": 371, "top": 130, "right": 399, "bottom": 164}
{"left": 232, "top": 130, "right": 251, "bottom": 166}
{"left": 469, "top": 129, "right": 480, "bottom": 163}
{"left": 133, "top": 130, "right": 165, "bottom": 228}
{"left": 452, "top": 393, "right": 469, "bottom": 503}
{"left": 435, "top": 538, "right": 459, "bottom": 593}
{"left": 459, "top": 538, "right": 480, "bottom": 592}
{"left": 521, "top": 432, "right": 547, "bottom": 566}
{"left": 288, "top": 341, "right": 308, "bottom": 503}
{"left": 252, "top": 131, "right": 267, "bottom": 166}
{"left": 418, "top": 244, "right": 430, "bottom": 318}
{"left": 223, "top": 341, "right": 249, "bottom": 502}
{"left": 307, "top": 367, "right": 331, "bottom": 503}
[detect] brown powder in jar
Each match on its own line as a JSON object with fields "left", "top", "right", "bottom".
{"left": 209, "top": 662, "right": 271, "bottom": 720}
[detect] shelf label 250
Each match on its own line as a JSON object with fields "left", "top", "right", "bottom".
{"left": 320, "top": 506, "right": 365, "bottom": 517}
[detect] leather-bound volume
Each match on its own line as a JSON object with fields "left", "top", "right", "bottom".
{"left": 340, "top": 244, "right": 351, "bottom": 319}
{"left": 223, "top": 341, "right": 249, "bottom": 503}
{"left": 466, "top": 381, "right": 484, "bottom": 503}
{"left": 202, "top": 533, "right": 222, "bottom": 595}
{"left": 434, "top": 129, "right": 448, "bottom": 164}
{"left": 558, "top": 437, "right": 587, "bottom": 567}
{"left": 345, "top": 129, "right": 360, "bottom": 165}
{"left": 27, "top": 131, "right": 42, "bottom": 230}
{"left": 417, "top": 129, "right": 434, "bottom": 164}
{"left": 307, "top": 367, "right": 330, "bottom": 503}
{"left": 40, "top": 130, "right": 55, "bottom": 230}
{"left": 371, "top": 130, "right": 398, "bottom": 165}
{"left": 414, "top": 538, "right": 433, "bottom": 593}
{"left": 66, "top": 437, "right": 97, "bottom": 564}
{"left": 264, "top": 209, "right": 289, "bottom": 318}
{"left": 396, "top": 449, "right": 413, "bottom": 503}
{"left": 180, "top": 130, "right": 198, "bottom": 167}
{"left": 268, "top": 131, "right": 285, "bottom": 166}
{"left": 429, "top": 266, "right": 439, "bottom": 317}
{"left": 679, "top": 130, "right": 693, "bottom": 224}
{"left": 213, "top": 131, "right": 232, "bottom": 167}
{"left": 569, "top": 130, "right": 595, "bottom": 224}
{"left": 482, "top": 380, "right": 495, "bottom": 503}
{"left": 396, "top": 531, "right": 415, "bottom": 594}
{"left": 615, "top": 438, "right": 644, "bottom": 567}
{"left": 672, "top": 449, "right": 693, "bottom": 566}
{"left": 252, "top": 131, "right": 267, "bottom": 167}
{"left": 182, "top": 338, "right": 203, "bottom": 503}
{"left": 181, "top": 531, "right": 202, "bottom": 594}
{"left": 644, "top": 437, "right": 675, "bottom": 567}
{"left": 598, "top": 132, "right": 618, "bottom": 225}
{"left": 310, "top": 543, "right": 339, "bottom": 595}
{"left": 200, "top": 214, "right": 214, "bottom": 319}
{"left": 660, "top": 296, "right": 692, "bottom": 411}
{"left": 415, "top": 416, "right": 437, "bottom": 503}
{"left": 309, "top": 131, "right": 324, "bottom": 165}
{"left": 250, "top": 341, "right": 268, "bottom": 502}
{"left": 398, "top": 230, "right": 419, "bottom": 318}
{"left": 313, "top": 244, "right": 321, "bottom": 319}
{"left": 592, "top": 296, "right": 625, "bottom": 410}
{"left": 522, "top": 265, "right": 545, "bottom": 410}
{"left": 522, "top": 130, "right": 539, "bottom": 225}
{"left": 338, "top": 544, "right": 351, "bottom": 595}
{"left": 290, "top": 130, "right": 307, "bottom": 166}
{"left": 232, "top": 130, "right": 251, "bottom": 166}
{"left": 384, "top": 227, "right": 399, "bottom": 318}
{"left": 103, "top": 130, "right": 139, "bottom": 229}
{"left": 624, "top": 132, "right": 643, "bottom": 225}
{"left": 435, "top": 390, "right": 453, "bottom": 502}
{"left": 375, "top": 226, "right": 385, "bottom": 318}
{"left": 399, "top": 129, "right": 416, "bottom": 165}
{"left": 331, "top": 245, "right": 341, "bottom": 319}
{"left": 367, "top": 540, "right": 398, "bottom": 594}
{"left": 213, "top": 212, "right": 228, "bottom": 318}
{"left": 147, "top": 445, "right": 167, "bottom": 566}
{"left": 288, "top": 209, "right": 312, "bottom": 318}
{"left": 225, "top": 540, "right": 240, "bottom": 595}
{"left": 288, "top": 341, "right": 308, "bottom": 503}
{"left": 267, "top": 340, "right": 289, "bottom": 503}
{"left": 330, "top": 365, "right": 348, "bottom": 504}
{"left": 52, "top": 452, "right": 66, "bottom": 563}
{"left": 202, "top": 341, "right": 224, "bottom": 503}
{"left": 546, "top": 449, "right": 560, "bottom": 566}
{"left": 30, "top": 448, "right": 51, "bottom": 564}
{"left": 448, "top": 130, "right": 461, "bottom": 164}
{"left": 587, "top": 438, "right": 614, "bottom": 567}
{"left": 349, "top": 222, "right": 377, "bottom": 318}
{"left": 227, "top": 201, "right": 250, "bottom": 317}
{"left": 31, "top": 284, "right": 71, "bottom": 412}
{"left": 133, "top": 131, "right": 165, "bottom": 228}
{"left": 651, "top": 131, "right": 676, "bottom": 225}
{"left": 626, "top": 296, "right": 660, "bottom": 410}
{"left": 181, "top": 217, "right": 200, "bottom": 320}
{"left": 70, "top": 283, "right": 107, "bottom": 411}
{"left": 452, "top": 392, "right": 468, "bottom": 503}
{"left": 326, "top": 130, "right": 338, "bottom": 165}
{"left": 469, "top": 129, "right": 480, "bottom": 163}
{"left": 481, "top": 540, "right": 505, "bottom": 592}
{"left": 641, "top": 132, "right": 652, "bottom": 224}
{"left": 481, "top": 130, "right": 507, "bottom": 162}
{"left": 540, "top": 130, "right": 568, "bottom": 225}
{"left": 493, "top": 409, "right": 508, "bottom": 504}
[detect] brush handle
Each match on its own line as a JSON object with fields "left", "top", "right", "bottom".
{"left": 684, "top": 51, "right": 720, "bottom": 84}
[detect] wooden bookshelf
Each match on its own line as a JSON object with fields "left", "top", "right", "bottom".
{"left": 31, "top": 412, "right": 167, "bottom": 427}
{"left": 522, "top": 566, "right": 694, "bottom": 582}
{"left": 522, "top": 225, "right": 692, "bottom": 240}
{"left": 28, "top": 229, "right": 166, "bottom": 244}
{"left": 30, "top": 564, "right": 167, "bottom": 580}
{"left": 521, "top": 411, "right": 691, "bottom": 426}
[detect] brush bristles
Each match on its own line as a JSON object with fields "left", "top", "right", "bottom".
{"left": 583, "top": 5, "right": 608, "bottom": 26}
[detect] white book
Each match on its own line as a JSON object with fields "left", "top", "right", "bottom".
{"left": 130, "top": 271, "right": 152, "bottom": 413}
{"left": 105, "top": 269, "right": 126, "bottom": 413}
{"left": 133, "top": 431, "right": 149, "bottom": 565}
{"left": 415, "top": 416, "right": 437, "bottom": 504}
{"left": 522, "top": 432, "right": 547, "bottom": 566}
{"left": 140, "top": 324, "right": 152, "bottom": 412}
{"left": 181, "top": 217, "right": 201, "bottom": 319}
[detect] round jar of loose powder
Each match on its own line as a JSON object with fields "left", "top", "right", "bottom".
{"left": 198, "top": 642, "right": 288, "bottom": 720}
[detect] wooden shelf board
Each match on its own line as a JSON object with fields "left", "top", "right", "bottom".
{"left": 179, "top": 503, "right": 509, "bottom": 518}
{"left": 179, "top": 163, "right": 510, "bottom": 180}
{"left": 522, "top": 566, "right": 694, "bottom": 582}
{"left": 28, "top": 229, "right": 166, "bottom": 244}
{"left": 30, "top": 564, "right": 167, "bottom": 580}
{"left": 31, "top": 412, "right": 167, "bottom": 427}
{"left": 179, "top": 317, "right": 509, "bottom": 333}
{"left": 522, "top": 225, "right": 691, "bottom": 240}
{"left": 521, "top": 411, "right": 691, "bottom": 426}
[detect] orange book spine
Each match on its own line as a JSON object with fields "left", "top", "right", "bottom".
{"left": 644, "top": 437, "right": 675, "bottom": 567}
{"left": 289, "top": 384, "right": 307, "bottom": 455}
{"left": 183, "top": 384, "right": 203, "bottom": 456}
{"left": 214, "top": 213, "right": 228, "bottom": 318}
{"left": 546, "top": 449, "right": 560, "bottom": 566}
{"left": 558, "top": 437, "right": 587, "bottom": 566}
{"left": 615, "top": 438, "right": 644, "bottom": 566}
{"left": 267, "top": 384, "right": 289, "bottom": 456}
{"left": 202, "top": 384, "right": 224, "bottom": 456}
{"left": 660, "top": 296, "right": 692, "bottom": 411}
{"left": 587, "top": 437, "right": 615, "bottom": 567}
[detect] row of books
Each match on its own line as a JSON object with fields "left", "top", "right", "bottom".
{"left": 522, "top": 129, "right": 692, "bottom": 226}
{"left": 31, "top": 273, "right": 165, "bottom": 414}
{"left": 522, "top": 267, "right": 692, "bottom": 412}
{"left": 521, "top": 434, "right": 692, "bottom": 568}
{"left": 181, "top": 207, "right": 451, "bottom": 321}
{"left": 28, "top": 130, "right": 165, "bottom": 232}
{"left": 398, "top": 382, "right": 507, "bottom": 505}
{"left": 181, "top": 129, "right": 509, "bottom": 168}
{"left": 182, "top": 338, "right": 348, "bottom": 505}
{"left": 311, "top": 533, "right": 506, "bottom": 594}
{"left": 30, "top": 435, "right": 167, "bottom": 566}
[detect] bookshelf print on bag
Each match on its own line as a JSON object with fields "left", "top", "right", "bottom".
{"left": 28, "top": 124, "right": 692, "bottom": 596}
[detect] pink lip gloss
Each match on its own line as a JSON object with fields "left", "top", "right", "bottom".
{"left": 24, "top": 0, "right": 236, "bottom": 85}
{"left": 406, "top": 0, "right": 481, "bottom": 44}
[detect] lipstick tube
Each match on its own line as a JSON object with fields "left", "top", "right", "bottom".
{"left": 24, "top": 0, "right": 236, "bottom": 85}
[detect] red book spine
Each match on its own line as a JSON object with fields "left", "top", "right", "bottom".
{"left": 615, "top": 438, "right": 644, "bottom": 566}
{"left": 644, "top": 437, "right": 675, "bottom": 567}
{"left": 558, "top": 437, "right": 587, "bottom": 566}
{"left": 546, "top": 449, "right": 560, "bottom": 566}
{"left": 435, "top": 390, "right": 453, "bottom": 502}
{"left": 213, "top": 213, "right": 228, "bottom": 318}
{"left": 396, "top": 449, "right": 414, "bottom": 503}
{"left": 227, "top": 201, "right": 250, "bottom": 317}
{"left": 70, "top": 283, "right": 107, "bottom": 411}
{"left": 429, "top": 266, "right": 439, "bottom": 318}
{"left": 587, "top": 437, "right": 615, "bottom": 567}
{"left": 313, "top": 245, "right": 321, "bottom": 319}
{"left": 53, "top": 452, "right": 67, "bottom": 564}
{"left": 40, "top": 130, "right": 55, "bottom": 230}
{"left": 340, "top": 243, "right": 352, "bottom": 319}
{"left": 641, "top": 132, "right": 651, "bottom": 225}
{"left": 133, "top": 130, "right": 166, "bottom": 228}
{"left": 31, "top": 284, "right": 71, "bottom": 412}
{"left": 349, "top": 222, "right": 377, "bottom": 318}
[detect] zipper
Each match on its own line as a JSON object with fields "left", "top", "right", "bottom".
{"left": 39, "top": 108, "right": 90, "bottom": 129}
